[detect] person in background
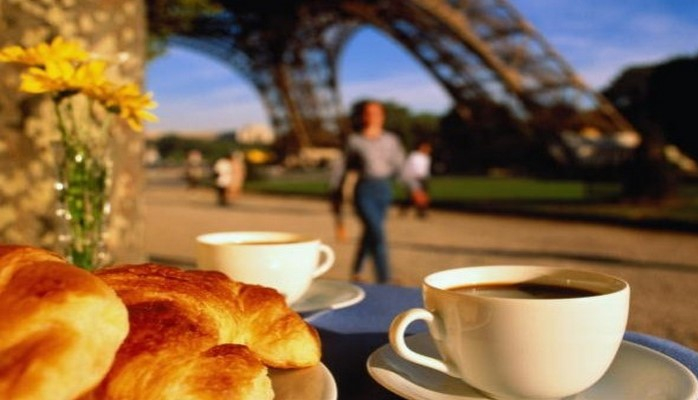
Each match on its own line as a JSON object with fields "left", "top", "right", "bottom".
{"left": 213, "top": 155, "right": 233, "bottom": 206}
{"left": 399, "top": 139, "right": 432, "bottom": 218}
{"left": 184, "top": 149, "right": 205, "bottom": 189}
{"left": 227, "top": 150, "right": 247, "bottom": 201}
{"left": 329, "top": 100, "right": 406, "bottom": 284}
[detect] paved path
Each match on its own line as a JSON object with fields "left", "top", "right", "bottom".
{"left": 143, "top": 182, "right": 698, "bottom": 351}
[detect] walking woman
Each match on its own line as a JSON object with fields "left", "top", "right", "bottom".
{"left": 330, "top": 100, "right": 406, "bottom": 284}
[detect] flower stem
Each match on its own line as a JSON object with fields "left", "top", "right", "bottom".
{"left": 53, "top": 94, "right": 111, "bottom": 270}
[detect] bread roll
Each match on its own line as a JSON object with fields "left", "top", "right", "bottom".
{"left": 0, "top": 245, "right": 129, "bottom": 400}
{"left": 89, "top": 263, "right": 322, "bottom": 400}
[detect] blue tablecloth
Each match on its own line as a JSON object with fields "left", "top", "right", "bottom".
{"left": 305, "top": 283, "right": 698, "bottom": 399}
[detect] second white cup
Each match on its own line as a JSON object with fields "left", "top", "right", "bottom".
{"left": 389, "top": 266, "right": 630, "bottom": 399}
{"left": 196, "top": 231, "right": 335, "bottom": 304}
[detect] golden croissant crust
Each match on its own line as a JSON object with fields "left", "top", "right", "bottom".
{"left": 87, "top": 263, "right": 322, "bottom": 400}
{"left": 0, "top": 245, "right": 129, "bottom": 400}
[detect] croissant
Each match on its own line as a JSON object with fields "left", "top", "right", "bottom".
{"left": 0, "top": 245, "right": 129, "bottom": 400}
{"left": 88, "top": 263, "right": 322, "bottom": 400}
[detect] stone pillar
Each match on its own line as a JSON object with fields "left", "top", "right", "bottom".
{"left": 0, "top": 0, "right": 148, "bottom": 263}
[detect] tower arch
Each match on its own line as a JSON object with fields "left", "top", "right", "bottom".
{"left": 167, "top": 0, "right": 636, "bottom": 155}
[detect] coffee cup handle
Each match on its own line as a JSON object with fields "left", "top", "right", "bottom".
{"left": 389, "top": 308, "right": 453, "bottom": 376}
{"left": 312, "top": 243, "right": 335, "bottom": 278}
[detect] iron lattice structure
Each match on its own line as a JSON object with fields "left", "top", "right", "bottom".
{"left": 171, "top": 0, "right": 635, "bottom": 153}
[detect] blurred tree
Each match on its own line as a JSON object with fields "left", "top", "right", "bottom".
{"left": 603, "top": 55, "right": 698, "bottom": 200}
{"left": 647, "top": 56, "right": 698, "bottom": 161}
{"left": 152, "top": 134, "right": 239, "bottom": 163}
{"left": 437, "top": 109, "right": 473, "bottom": 173}
{"left": 410, "top": 113, "right": 440, "bottom": 149}
{"left": 382, "top": 101, "right": 413, "bottom": 144}
{"left": 146, "top": 0, "right": 221, "bottom": 58}
{"left": 437, "top": 97, "right": 531, "bottom": 174}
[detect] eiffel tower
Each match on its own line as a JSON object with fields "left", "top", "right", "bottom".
{"left": 171, "top": 0, "right": 636, "bottom": 155}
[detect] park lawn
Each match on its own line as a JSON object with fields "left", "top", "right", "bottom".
{"left": 422, "top": 176, "right": 598, "bottom": 201}
{"left": 244, "top": 173, "right": 698, "bottom": 229}
{"left": 245, "top": 174, "right": 615, "bottom": 201}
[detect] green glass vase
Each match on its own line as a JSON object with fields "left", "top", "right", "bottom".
{"left": 53, "top": 138, "right": 112, "bottom": 271}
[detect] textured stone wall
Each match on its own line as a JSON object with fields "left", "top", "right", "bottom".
{"left": 0, "top": 0, "right": 148, "bottom": 263}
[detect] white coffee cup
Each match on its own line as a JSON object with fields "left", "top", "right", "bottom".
{"left": 389, "top": 266, "right": 630, "bottom": 400}
{"left": 196, "top": 231, "right": 335, "bottom": 304}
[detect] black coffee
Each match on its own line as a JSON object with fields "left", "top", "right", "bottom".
{"left": 449, "top": 282, "right": 600, "bottom": 299}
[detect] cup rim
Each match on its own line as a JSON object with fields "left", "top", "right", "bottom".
{"left": 423, "top": 265, "right": 629, "bottom": 301}
{"left": 196, "top": 231, "right": 319, "bottom": 246}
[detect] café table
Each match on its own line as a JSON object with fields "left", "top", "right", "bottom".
{"left": 303, "top": 282, "right": 698, "bottom": 399}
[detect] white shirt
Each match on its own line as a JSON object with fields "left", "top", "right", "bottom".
{"left": 329, "top": 131, "right": 405, "bottom": 190}
{"left": 401, "top": 150, "right": 431, "bottom": 190}
{"left": 213, "top": 158, "right": 232, "bottom": 187}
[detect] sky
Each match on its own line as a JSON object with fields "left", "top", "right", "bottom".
{"left": 144, "top": 0, "right": 698, "bottom": 134}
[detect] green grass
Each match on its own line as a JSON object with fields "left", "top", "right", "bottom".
{"left": 244, "top": 172, "right": 698, "bottom": 231}
{"left": 246, "top": 174, "right": 617, "bottom": 202}
{"left": 420, "top": 177, "right": 594, "bottom": 201}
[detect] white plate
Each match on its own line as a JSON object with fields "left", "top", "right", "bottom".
{"left": 367, "top": 333, "right": 698, "bottom": 400}
{"left": 291, "top": 279, "right": 365, "bottom": 313}
{"left": 271, "top": 362, "right": 337, "bottom": 400}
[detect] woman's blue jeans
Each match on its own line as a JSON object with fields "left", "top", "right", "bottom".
{"left": 352, "top": 178, "right": 392, "bottom": 283}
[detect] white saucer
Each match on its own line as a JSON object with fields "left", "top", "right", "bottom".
{"left": 291, "top": 279, "right": 365, "bottom": 313}
{"left": 271, "top": 362, "right": 337, "bottom": 400}
{"left": 367, "top": 333, "right": 698, "bottom": 400}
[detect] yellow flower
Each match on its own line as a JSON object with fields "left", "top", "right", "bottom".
{"left": 19, "top": 60, "right": 75, "bottom": 93}
{"left": 20, "top": 58, "right": 112, "bottom": 95}
{"left": 102, "top": 83, "right": 159, "bottom": 132}
{"left": 71, "top": 60, "right": 109, "bottom": 89}
{"left": 2, "top": 36, "right": 158, "bottom": 133}
{"left": 0, "top": 46, "right": 29, "bottom": 63}
{"left": 0, "top": 36, "right": 88, "bottom": 66}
